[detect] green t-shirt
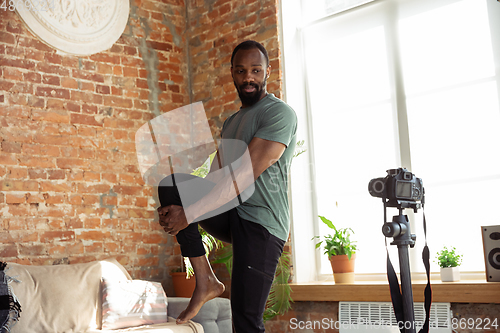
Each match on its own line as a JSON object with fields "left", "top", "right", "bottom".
{"left": 220, "top": 94, "right": 297, "bottom": 241}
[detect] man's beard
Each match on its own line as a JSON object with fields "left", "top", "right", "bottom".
{"left": 235, "top": 77, "right": 267, "bottom": 107}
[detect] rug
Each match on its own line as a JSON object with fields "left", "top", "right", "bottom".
{"left": 0, "top": 262, "right": 21, "bottom": 333}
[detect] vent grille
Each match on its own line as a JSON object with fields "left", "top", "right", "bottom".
{"left": 339, "top": 302, "right": 451, "bottom": 333}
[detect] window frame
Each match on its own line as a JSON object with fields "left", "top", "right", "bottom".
{"left": 281, "top": 0, "right": 500, "bottom": 283}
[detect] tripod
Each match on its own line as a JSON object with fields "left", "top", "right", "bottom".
{"left": 382, "top": 202, "right": 419, "bottom": 333}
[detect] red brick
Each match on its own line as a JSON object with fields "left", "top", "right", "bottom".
{"left": 71, "top": 69, "right": 105, "bottom": 83}
{"left": 3, "top": 67, "right": 23, "bottom": 80}
{"left": 1, "top": 180, "right": 38, "bottom": 191}
{"left": 27, "top": 193, "right": 45, "bottom": 203}
{"left": 35, "top": 87, "right": 70, "bottom": 100}
{"left": 0, "top": 32, "right": 16, "bottom": 44}
{"left": 40, "top": 231, "right": 75, "bottom": 242}
{"left": 31, "top": 109, "right": 70, "bottom": 123}
{"left": 8, "top": 167, "right": 28, "bottom": 179}
{"left": 61, "top": 77, "right": 78, "bottom": 89}
{"left": 0, "top": 244, "right": 19, "bottom": 257}
{"left": 70, "top": 113, "right": 103, "bottom": 127}
{"left": 23, "top": 71, "right": 42, "bottom": 84}
{"left": 18, "top": 244, "right": 47, "bottom": 256}
{"left": 103, "top": 96, "right": 133, "bottom": 108}
{"left": 40, "top": 181, "right": 72, "bottom": 192}
{"left": 18, "top": 36, "right": 53, "bottom": 52}
{"left": 123, "top": 66, "right": 138, "bottom": 77}
{"left": 68, "top": 195, "right": 83, "bottom": 206}
{"left": 36, "top": 62, "right": 69, "bottom": 76}
{"left": 83, "top": 217, "right": 101, "bottom": 229}
{"left": 80, "top": 60, "right": 96, "bottom": 71}
{"left": 38, "top": 206, "right": 73, "bottom": 218}
{"left": 89, "top": 53, "right": 121, "bottom": 65}
{"left": 0, "top": 80, "right": 14, "bottom": 91}
{"left": 82, "top": 104, "right": 98, "bottom": 114}
{"left": 29, "top": 169, "right": 47, "bottom": 179}
{"left": 77, "top": 230, "right": 111, "bottom": 241}
{"left": 148, "top": 41, "right": 173, "bottom": 52}
{"left": 2, "top": 141, "right": 21, "bottom": 153}
{"left": 48, "top": 169, "right": 65, "bottom": 179}
{"left": 6, "top": 193, "right": 27, "bottom": 204}
{"left": 44, "top": 193, "right": 65, "bottom": 204}
{"left": 96, "top": 85, "right": 110, "bottom": 94}
{"left": 56, "top": 158, "right": 89, "bottom": 169}
{"left": 142, "top": 233, "right": 164, "bottom": 244}
{"left": 83, "top": 195, "right": 100, "bottom": 205}
{"left": 6, "top": 20, "right": 24, "bottom": 34}
{"left": 77, "top": 183, "right": 111, "bottom": 194}
{"left": 80, "top": 81, "right": 95, "bottom": 92}
{"left": 33, "top": 133, "right": 69, "bottom": 146}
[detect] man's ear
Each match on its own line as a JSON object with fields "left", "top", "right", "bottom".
{"left": 266, "top": 65, "right": 271, "bottom": 79}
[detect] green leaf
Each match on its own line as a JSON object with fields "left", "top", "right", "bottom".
{"left": 314, "top": 215, "right": 357, "bottom": 258}
{"left": 319, "top": 215, "right": 336, "bottom": 231}
{"left": 263, "top": 252, "right": 293, "bottom": 322}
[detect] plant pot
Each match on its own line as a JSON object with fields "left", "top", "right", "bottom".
{"left": 329, "top": 253, "right": 356, "bottom": 284}
{"left": 171, "top": 272, "right": 196, "bottom": 297}
{"left": 440, "top": 267, "right": 460, "bottom": 282}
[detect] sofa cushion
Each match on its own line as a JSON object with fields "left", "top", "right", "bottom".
{"left": 7, "top": 258, "right": 131, "bottom": 333}
{"left": 8, "top": 260, "right": 103, "bottom": 333}
{"left": 167, "top": 297, "right": 231, "bottom": 333}
{"left": 101, "top": 278, "right": 168, "bottom": 330}
{"left": 89, "top": 317, "right": 203, "bottom": 333}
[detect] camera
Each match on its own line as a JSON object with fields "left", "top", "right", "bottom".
{"left": 368, "top": 168, "right": 424, "bottom": 207}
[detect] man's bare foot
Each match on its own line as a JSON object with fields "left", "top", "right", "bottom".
{"left": 176, "top": 274, "right": 225, "bottom": 324}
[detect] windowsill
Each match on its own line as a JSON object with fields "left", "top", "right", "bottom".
{"left": 290, "top": 278, "right": 500, "bottom": 303}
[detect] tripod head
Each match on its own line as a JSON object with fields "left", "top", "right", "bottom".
{"left": 383, "top": 210, "right": 416, "bottom": 248}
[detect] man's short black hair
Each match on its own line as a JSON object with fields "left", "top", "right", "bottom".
{"left": 231, "top": 40, "right": 269, "bottom": 67}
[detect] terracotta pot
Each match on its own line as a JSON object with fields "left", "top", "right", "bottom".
{"left": 329, "top": 253, "right": 356, "bottom": 284}
{"left": 171, "top": 272, "right": 196, "bottom": 297}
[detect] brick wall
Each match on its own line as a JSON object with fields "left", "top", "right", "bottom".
{"left": 0, "top": 0, "right": 189, "bottom": 285}
{"left": 0, "top": 0, "right": 283, "bottom": 296}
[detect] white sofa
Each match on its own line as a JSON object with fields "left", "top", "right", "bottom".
{"left": 2, "top": 259, "right": 231, "bottom": 333}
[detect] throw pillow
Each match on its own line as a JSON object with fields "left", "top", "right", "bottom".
{"left": 101, "top": 278, "right": 168, "bottom": 329}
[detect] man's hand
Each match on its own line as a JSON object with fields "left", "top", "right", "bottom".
{"left": 157, "top": 205, "right": 189, "bottom": 236}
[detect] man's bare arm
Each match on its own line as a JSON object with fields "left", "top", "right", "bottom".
{"left": 159, "top": 138, "right": 286, "bottom": 235}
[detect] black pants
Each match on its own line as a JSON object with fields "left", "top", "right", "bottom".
{"left": 158, "top": 173, "right": 285, "bottom": 333}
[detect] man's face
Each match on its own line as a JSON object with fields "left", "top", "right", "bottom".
{"left": 231, "top": 48, "right": 271, "bottom": 108}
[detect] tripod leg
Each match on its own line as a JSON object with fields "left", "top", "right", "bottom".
{"left": 398, "top": 245, "right": 416, "bottom": 333}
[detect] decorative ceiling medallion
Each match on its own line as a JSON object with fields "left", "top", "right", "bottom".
{"left": 15, "top": 0, "right": 129, "bottom": 55}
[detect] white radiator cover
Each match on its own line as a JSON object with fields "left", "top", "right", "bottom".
{"left": 338, "top": 302, "right": 451, "bottom": 333}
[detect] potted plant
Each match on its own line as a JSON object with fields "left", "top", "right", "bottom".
{"left": 313, "top": 215, "right": 357, "bottom": 284}
{"left": 436, "top": 246, "right": 462, "bottom": 282}
{"left": 170, "top": 262, "right": 196, "bottom": 297}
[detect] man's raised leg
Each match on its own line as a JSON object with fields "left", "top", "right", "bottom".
{"left": 158, "top": 173, "right": 227, "bottom": 324}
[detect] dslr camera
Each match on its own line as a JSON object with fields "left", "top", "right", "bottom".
{"left": 368, "top": 168, "right": 424, "bottom": 209}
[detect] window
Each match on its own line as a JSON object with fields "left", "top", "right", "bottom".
{"left": 282, "top": 0, "right": 500, "bottom": 282}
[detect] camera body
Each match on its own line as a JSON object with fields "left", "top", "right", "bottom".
{"left": 368, "top": 168, "right": 424, "bottom": 208}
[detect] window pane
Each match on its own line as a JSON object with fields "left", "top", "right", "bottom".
{"left": 304, "top": 24, "right": 399, "bottom": 274}
{"left": 302, "top": 0, "right": 376, "bottom": 24}
{"left": 399, "top": 0, "right": 495, "bottom": 95}
{"left": 402, "top": 0, "right": 500, "bottom": 272}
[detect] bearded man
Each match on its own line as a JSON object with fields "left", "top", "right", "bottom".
{"left": 157, "top": 40, "right": 297, "bottom": 333}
